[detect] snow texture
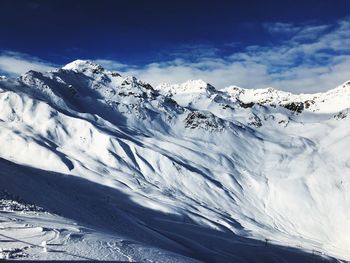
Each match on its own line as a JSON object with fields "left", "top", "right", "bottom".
{"left": 0, "top": 60, "right": 349, "bottom": 262}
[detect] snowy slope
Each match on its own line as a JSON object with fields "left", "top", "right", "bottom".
{"left": 0, "top": 60, "right": 349, "bottom": 262}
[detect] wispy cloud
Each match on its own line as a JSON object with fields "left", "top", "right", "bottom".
{"left": 263, "top": 22, "right": 330, "bottom": 42}
{"left": 263, "top": 22, "right": 301, "bottom": 35}
{"left": 92, "top": 59, "right": 133, "bottom": 71}
{"left": 0, "top": 51, "right": 56, "bottom": 76}
{"left": 291, "top": 24, "right": 330, "bottom": 42}
{"left": 2, "top": 17, "right": 350, "bottom": 93}
{"left": 97, "top": 17, "right": 350, "bottom": 93}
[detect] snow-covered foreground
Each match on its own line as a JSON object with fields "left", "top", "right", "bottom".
{"left": 0, "top": 60, "right": 349, "bottom": 262}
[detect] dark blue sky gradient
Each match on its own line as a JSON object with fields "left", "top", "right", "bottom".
{"left": 1, "top": 0, "right": 350, "bottom": 65}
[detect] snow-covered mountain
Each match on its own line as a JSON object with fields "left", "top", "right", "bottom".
{"left": 0, "top": 60, "right": 349, "bottom": 262}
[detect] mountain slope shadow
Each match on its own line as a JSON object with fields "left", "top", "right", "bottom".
{"left": 0, "top": 158, "right": 337, "bottom": 263}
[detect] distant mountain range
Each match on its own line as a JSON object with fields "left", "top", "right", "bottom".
{"left": 0, "top": 60, "right": 348, "bottom": 262}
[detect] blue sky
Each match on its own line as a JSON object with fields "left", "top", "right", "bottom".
{"left": 1, "top": 0, "right": 350, "bottom": 92}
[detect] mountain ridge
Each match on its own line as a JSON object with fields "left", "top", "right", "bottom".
{"left": 0, "top": 60, "right": 349, "bottom": 262}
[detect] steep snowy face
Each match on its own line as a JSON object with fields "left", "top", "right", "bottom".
{"left": 157, "top": 80, "right": 217, "bottom": 109}
{"left": 16, "top": 60, "right": 184, "bottom": 131}
{"left": 0, "top": 61, "right": 350, "bottom": 262}
{"left": 62, "top": 59, "right": 106, "bottom": 72}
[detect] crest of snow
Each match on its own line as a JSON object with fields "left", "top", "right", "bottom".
{"left": 223, "top": 80, "right": 350, "bottom": 113}
{"left": 157, "top": 79, "right": 213, "bottom": 94}
{"left": 62, "top": 59, "right": 104, "bottom": 72}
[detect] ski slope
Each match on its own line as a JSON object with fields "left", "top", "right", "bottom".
{"left": 0, "top": 60, "right": 349, "bottom": 262}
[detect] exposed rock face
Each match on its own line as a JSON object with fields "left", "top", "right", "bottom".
{"left": 184, "top": 111, "right": 225, "bottom": 131}
{"left": 334, "top": 109, "right": 350, "bottom": 120}
{"left": 283, "top": 102, "right": 304, "bottom": 113}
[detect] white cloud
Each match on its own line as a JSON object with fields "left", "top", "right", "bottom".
{"left": 2, "top": 17, "right": 350, "bottom": 94}
{"left": 291, "top": 24, "right": 330, "bottom": 42}
{"left": 263, "top": 22, "right": 301, "bottom": 35}
{"left": 97, "top": 17, "right": 350, "bottom": 93}
{"left": 92, "top": 59, "right": 132, "bottom": 71}
{"left": 0, "top": 51, "right": 56, "bottom": 75}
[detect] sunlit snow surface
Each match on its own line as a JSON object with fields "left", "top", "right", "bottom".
{"left": 0, "top": 60, "right": 349, "bottom": 262}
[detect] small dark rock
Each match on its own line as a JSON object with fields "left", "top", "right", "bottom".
{"left": 283, "top": 102, "right": 304, "bottom": 113}
{"left": 239, "top": 101, "right": 255, "bottom": 109}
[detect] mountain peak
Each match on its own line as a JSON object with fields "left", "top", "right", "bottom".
{"left": 62, "top": 60, "right": 104, "bottom": 73}
{"left": 157, "top": 79, "right": 216, "bottom": 95}
{"left": 181, "top": 79, "right": 208, "bottom": 86}
{"left": 180, "top": 79, "right": 215, "bottom": 91}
